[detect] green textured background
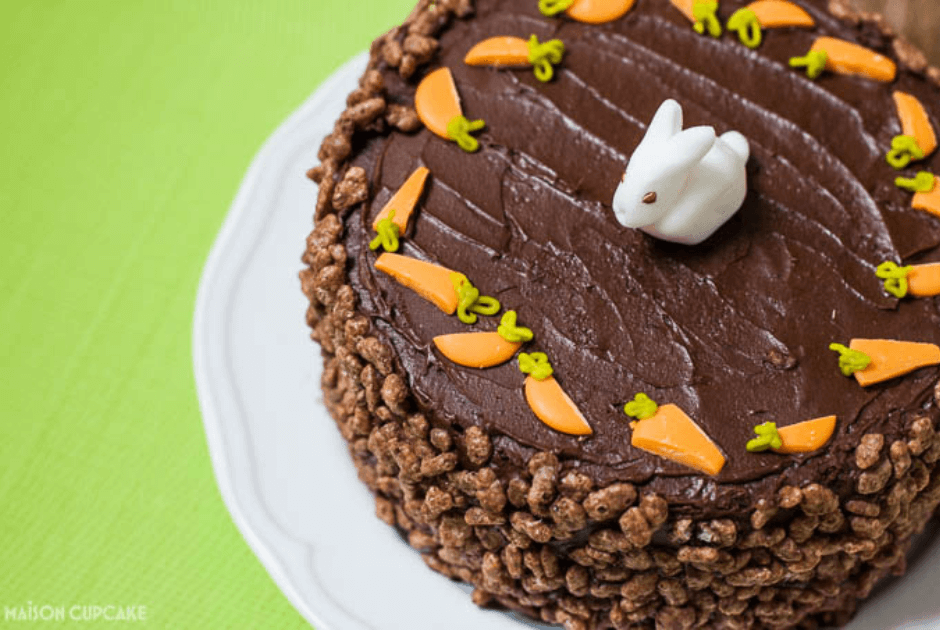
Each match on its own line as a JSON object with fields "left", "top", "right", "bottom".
{"left": 0, "top": 1, "right": 410, "bottom": 627}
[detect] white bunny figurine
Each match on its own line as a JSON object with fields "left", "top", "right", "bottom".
{"left": 612, "top": 99, "right": 750, "bottom": 245}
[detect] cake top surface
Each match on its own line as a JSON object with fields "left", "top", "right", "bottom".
{"left": 340, "top": 0, "right": 940, "bottom": 514}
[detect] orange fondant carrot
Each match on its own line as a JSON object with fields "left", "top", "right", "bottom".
{"left": 670, "top": 0, "right": 722, "bottom": 36}
{"left": 894, "top": 92, "right": 938, "bottom": 157}
{"left": 913, "top": 183, "right": 940, "bottom": 220}
{"left": 774, "top": 415, "right": 836, "bottom": 454}
{"left": 524, "top": 376, "right": 593, "bottom": 436}
{"left": 747, "top": 0, "right": 814, "bottom": 27}
{"left": 630, "top": 404, "right": 726, "bottom": 476}
{"left": 373, "top": 167, "right": 430, "bottom": 233}
{"left": 908, "top": 263, "right": 940, "bottom": 297}
{"left": 810, "top": 37, "right": 897, "bottom": 82}
{"left": 434, "top": 332, "right": 522, "bottom": 368}
{"left": 374, "top": 253, "right": 460, "bottom": 315}
{"left": 464, "top": 36, "right": 530, "bottom": 67}
{"left": 566, "top": 0, "right": 636, "bottom": 24}
{"left": 415, "top": 67, "right": 485, "bottom": 152}
{"left": 849, "top": 339, "right": 940, "bottom": 387}
{"left": 415, "top": 67, "right": 463, "bottom": 140}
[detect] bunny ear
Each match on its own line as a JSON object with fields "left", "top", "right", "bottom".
{"left": 665, "top": 126, "right": 716, "bottom": 168}
{"left": 645, "top": 99, "right": 684, "bottom": 143}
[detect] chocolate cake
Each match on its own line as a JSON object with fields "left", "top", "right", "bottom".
{"left": 300, "top": 1, "right": 940, "bottom": 627}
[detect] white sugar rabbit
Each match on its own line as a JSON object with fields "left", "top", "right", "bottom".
{"left": 612, "top": 99, "right": 749, "bottom": 245}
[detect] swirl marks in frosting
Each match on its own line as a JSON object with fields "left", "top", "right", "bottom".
{"left": 344, "top": 0, "right": 940, "bottom": 508}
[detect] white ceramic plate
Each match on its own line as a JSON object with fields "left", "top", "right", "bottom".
{"left": 193, "top": 53, "right": 940, "bottom": 630}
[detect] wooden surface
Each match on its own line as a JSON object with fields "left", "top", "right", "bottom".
{"left": 853, "top": 0, "right": 940, "bottom": 64}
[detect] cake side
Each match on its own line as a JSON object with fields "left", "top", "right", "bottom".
{"left": 300, "top": 1, "right": 940, "bottom": 628}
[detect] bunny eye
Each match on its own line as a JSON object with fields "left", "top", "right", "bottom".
{"left": 643, "top": 192, "right": 657, "bottom": 204}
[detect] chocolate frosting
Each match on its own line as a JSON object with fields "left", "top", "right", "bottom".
{"left": 343, "top": 0, "right": 940, "bottom": 516}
